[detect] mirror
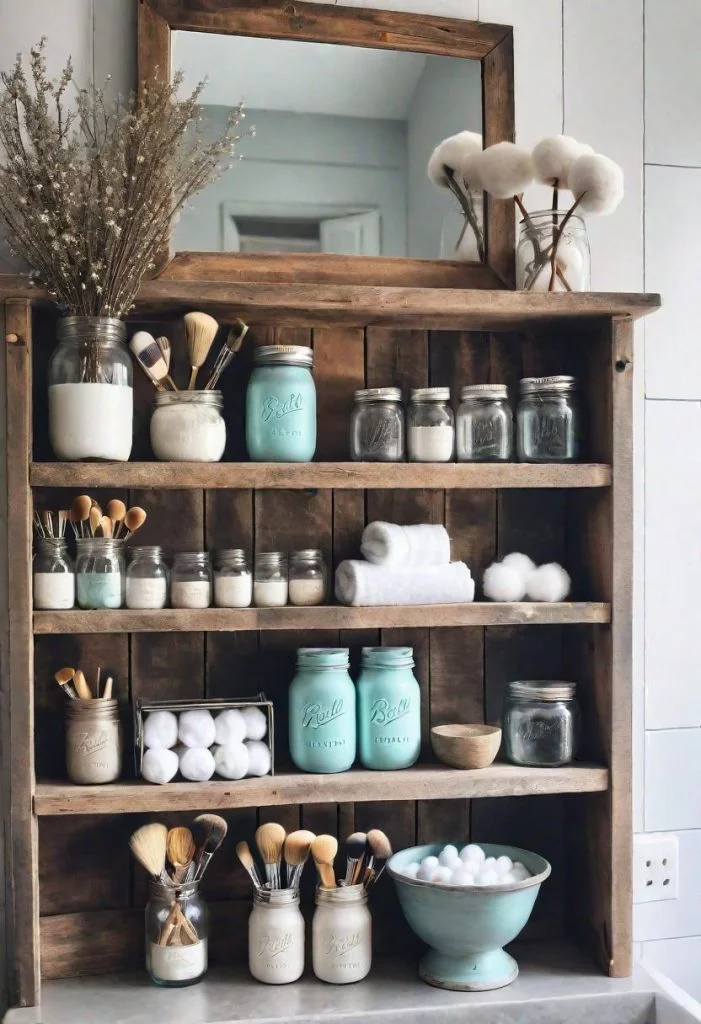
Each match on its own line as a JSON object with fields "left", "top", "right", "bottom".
{"left": 171, "top": 32, "right": 484, "bottom": 262}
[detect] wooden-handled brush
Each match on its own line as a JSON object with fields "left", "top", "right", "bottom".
{"left": 311, "top": 834, "right": 338, "bottom": 889}
{"left": 167, "top": 827, "right": 196, "bottom": 885}
{"left": 236, "top": 840, "right": 264, "bottom": 893}
{"left": 54, "top": 667, "right": 77, "bottom": 700}
{"left": 255, "top": 822, "right": 286, "bottom": 889}
{"left": 184, "top": 311, "right": 219, "bottom": 390}
{"left": 284, "top": 830, "right": 316, "bottom": 891}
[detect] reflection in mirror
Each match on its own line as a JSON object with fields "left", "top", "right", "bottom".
{"left": 171, "top": 32, "right": 483, "bottom": 262}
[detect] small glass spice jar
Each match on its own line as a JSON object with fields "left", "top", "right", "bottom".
{"left": 246, "top": 345, "right": 316, "bottom": 462}
{"left": 171, "top": 552, "right": 212, "bottom": 609}
{"left": 407, "top": 388, "right": 455, "bottom": 463}
{"left": 145, "top": 880, "right": 208, "bottom": 987}
{"left": 126, "top": 546, "right": 168, "bottom": 610}
{"left": 65, "top": 699, "right": 123, "bottom": 784}
{"left": 248, "top": 888, "right": 305, "bottom": 985}
{"left": 516, "top": 376, "right": 580, "bottom": 462}
{"left": 288, "top": 549, "right": 326, "bottom": 607}
{"left": 33, "top": 537, "right": 75, "bottom": 610}
{"left": 253, "top": 552, "right": 288, "bottom": 608}
{"left": 350, "top": 388, "right": 405, "bottom": 462}
{"left": 214, "top": 549, "right": 252, "bottom": 608}
{"left": 150, "top": 391, "right": 226, "bottom": 462}
{"left": 356, "top": 646, "right": 421, "bottom": 771}
{"left": 457, "top": 385, "right": 513, "bottom": 462}
{"left": 503, "top": 680, "right": 580, "bottom": 767}
{"left": 313, "top": 884, "right": 372, "bottom": 984}
{"left": 75, "top": 537, "right": 124, "bottom": 610}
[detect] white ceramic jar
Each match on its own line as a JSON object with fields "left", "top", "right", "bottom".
{"left": 150, "top": 391, "right": 226, "bottom": 462}
{"left": 248, "top": 889, "right": 305, "bottom": 984}
{"left": 312, "top": 884, "right": 372, "bottom": 984}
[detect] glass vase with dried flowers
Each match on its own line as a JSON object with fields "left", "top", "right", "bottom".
{"left": 0, "top": 41, "right": 250, "bottom": 460}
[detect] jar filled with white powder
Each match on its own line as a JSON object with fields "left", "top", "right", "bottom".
{"left": 150, "top": 391, "right": 226, "bottom": 462}
{"left": 171, "top": 552, "right": 212, "bottom": 609}
{"left": 254, "top": 552, "right": 288, "bottom": 607}
{"left": 407, "top": 387, "right": 455, "bottom": 463}
{"left": 126, "top": 546, "right": 168, "bottom": 610}
{"left": 214, "top": 549, "right": 252, "bottom": 608}
{"left": 289, "top": 549, "right": 326, "bottom": 606}
{"left": 33, "top": 537, "right": 75, "bottom": 610}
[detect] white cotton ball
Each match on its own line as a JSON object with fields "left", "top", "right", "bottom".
{"left": 143, "top": 710, "right": 179, "bottom": 750}
{"left": 213, "top": 741, "right": 249, "bottom": 780}
{"left": 141, "top": 747, "right": 179, "bottom": 785}
{"left": 179, "top": 746, "right": 216, "bottom": 782}
{"left": 214, "top": 708, "right": 246, "bottom": 746}
{"left": 500, "top": 552, "right": 537, "bottom": 581}
{"left": 460, "top": 844, "right": 485, "bottom": 865}
{"left": 240, "top": 706, "right": 268, "bottom": 741}
{"left": 569, "top": 152, "right": 624, "bottom": 215}
{"left": 428, "top": 130, "right": 483, "bottom": 187}
{"left": 439, "top": 844, "right": 459, "bottom": 866}
{"left": 475, "top": 868, "right": 499, "bottom": 886}
{"left": 421, "top": 855, "right": 439, "bottom": 871}
{"left": 245, "top": 739, "right": 271, "bottom": 777}
{"left": 475, "top": 142, "right": 534, "bottom": 199}
{"left": 483, "top": 562, "right": 527, "bottom": 602}
{"left": 433, "top": 866, "right": 454, "bottom": 884}
{"left": 526, "top": 562, "right": 571, "bottom": 602}
{"left": 418, "top": 861, "right": 439, "bottom": 881}
{"left": 450, "top": 867, "right": 475, "bottom": 886}
{"left": 531, "top": 135, "right": 593, "bottom": 187}
{"left": 512, "top": 862, "right": 531, "bottom": 881}
{"left": 484, "top": 857, "right": 497, "bottom": 870}
{"left": 402, "top": 862, "right": 420, "bottom": 879}
{"left": 495, "top": 855, "right": 513, "bottom": 877}
{"left": 178, "top": 709, "right": 216, "bottom": 749}
{"left": 500, "top": 872, "right": 517, "bottom": 885}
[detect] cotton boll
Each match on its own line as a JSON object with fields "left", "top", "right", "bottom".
{"left": 141, "top": 747, "right": 179, "bottom": 784}
{"left": 245, "top": 740, "right": 271, "bottom": 777}
{"left": 179, "top": 746, "right": 216, "bottom": 782}
{"left": 433, "top": 866, "right": 454, "bottom": 884}
{"left": 500, "top": 552, "right": 537, "bottom": 581}
{"left": 526, "top": 562, "right": 571, "bottom": 602}
{"left": 569, "top": 153, "right": 624, "bottom": 215}
{"left": 428, "top": 130, "right": 483, "bottom": 187}
{"left": 460, "top": 844, "right": 485, "bottom": 865}
{"left": 214, "top": 708, "right": 246, "bottom": 746}
{"left": 495, "top": 855, "right": 513, "bottom": 877}
{"left": 476, "top": 142, "right": 534, "bottom": 199}
{"left": 240, "top": 706, "right": 268, "bottom": 741}
{"left": 402, "top": 862, "right": 420, "bottom": 879}
{"left": 483, "top": 562, "right": 527, "bottom": 602}
{"left": 532, "top": 136, "right": 593, "bottom": 187}
{"left": 213, "top": 741, "right": 250, "bottom": 780}
{"left": 178, "top": 709, "right": 216, "bottom": 749}
{"left": 460, "top": 150, "right": 484, "bottom": 191}
{"left": 143, "top": 710, "right": 179, "bottom": 750}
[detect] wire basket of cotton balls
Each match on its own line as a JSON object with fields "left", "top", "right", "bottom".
{"left": 135, "top": 695, "right": 274, "bottom": 785}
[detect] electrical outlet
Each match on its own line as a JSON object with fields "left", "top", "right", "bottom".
{"left": 634, "top": 833, "right": 679, "bottom": 904}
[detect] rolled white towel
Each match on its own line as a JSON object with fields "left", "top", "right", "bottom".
{"left": 335, "top": 560, "right": 474, "bottom": 607}
{"left": 360, "top": 521, "right": 451, "bottom": 566}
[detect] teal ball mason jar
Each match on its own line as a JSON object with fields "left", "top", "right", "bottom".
{"left": 246, "top": 345, "right": 316, "bottom": 462}
{"left": 289, "top": 648, "right": 356, "bottom": 773}
{"left": 357, "top": 647, "right": 421, "bottom": 770}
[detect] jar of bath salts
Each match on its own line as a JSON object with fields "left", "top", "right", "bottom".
{"left": 516, "top": 376, "right": 580, "bottom": 462}
{"left": 289, "top": 549, "right": 326, "bottom": 606}
{"left": 126, "top": 546, "right": 168, "bottom": 610}
{"left": 503, "top": 680, "right": 580, "bottom": 767}
{"left": 214, "top": 549, "right": 252, "bottom": 608}
{"left": 457, "top": 384, "right": 513, "bottom": 461}
{"left": 171, "top": 552, "right": 212, "bottom": 609}
{"left": 146, "top": 880, "right": 208, "bottom": 987}
{"left": 253, "top": 552, "right": 288, "bottom": 607}
{"left": 65, "top": 699, "right": 122, "bottom": 784}
{"left": 407, "top": 388, "right": 455, "bottom": 462}
{"left": 246, "top": 345, "right": 316, "bottom": 462}
{"left": 75, "top": 538, "right": 124, "bottom": 609}
{"left": 350, "top": 388, "right": 405, "bottom": 462}
{"left": 150, "top": 391, "right": 226, "bottom": 462}
{"left": 33, "top": 537, "right": 75, "bottom": 610}
{"left": 313, "top": 885, "right": 372, "bottom": 984}
{"left": 248, "top": 888, "right": 305, "bottom": 984}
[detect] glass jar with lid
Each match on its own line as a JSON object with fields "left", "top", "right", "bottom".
{"left": 214, "top": 549, "right": 252, "bottom": 608}
{"left": 253, "top": 552, "right": 288, "bottom": 607}
{"left": 66, "top": 698, "right": 122, "bottom": 784}
{"left": 145, "top": 880, "right": 208, "bottom": 987}
{"left": 289, "top": 648, "right": 356, "bottom": 773}
{"left": 516, "top": 376, "right": 580, "bottom": 462}
{"left": 75, "top": 537, "right": 124, "bottom": 609}
{"left": 150, "top": 391, "right": 226, "bottom": 462}
{"left": 356, "top": 646, "right": 421, "bottom": 771}
{"left": 457, "top": 385, "right": 513, "bottom": 462}
{"left": 171, "top": 552, "right": 211, "bottom": 609}
{"left": 313, "top": 884, "right": 372, "bottom": 984}
{"left": 33, "top": 537, "right": 75, "bottom": 610}
{"left": 350, "top": 388, "right": 405, "bottom": 462}
{"left": 407, "top": 388, "right": 455, "bottom": 462}
{"left": 246, "top": 345, "right": 316, "bottom": 462}
{"left": 126, "top": 546, "right": 168, "bottom": 610}
{"left": 288, "top": 549, "right": 326, "bottom": 607}
{"left": 503, "top": 680, "right": 580, "bottom": 767}
{"left": 248, "top": 887, "right": 305, "bottom": 985}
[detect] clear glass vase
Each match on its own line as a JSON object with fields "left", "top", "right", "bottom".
{"left": 516, "top": 210, "right": 590, "bottom": 292}
{"left": 440, "top": 193, "right": 484, "bottom": 262}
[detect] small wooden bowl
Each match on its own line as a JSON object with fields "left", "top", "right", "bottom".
{"left": 431, "top": 724, "right": 502, "bottom": 770}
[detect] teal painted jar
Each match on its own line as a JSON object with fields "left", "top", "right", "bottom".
{"left": 246, "top": 345, "right": 316, "bottom": 462}
{"left": 357, "top": 647, "right": 421, "bottom": 770}
{"left": 289, "top": 648, "right": 356, "bottom": 773}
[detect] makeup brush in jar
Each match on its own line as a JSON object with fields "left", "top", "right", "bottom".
{"left": 123, "top": 506, "right": 147, "bottom": 539}
{"left": 361, "top": 829, "right": 393, "bottom": 890}
{"left": 54, "top": 667, "right": 77, "bottom": 700}
{"left": 311, "top": 834, "right": 338, "bottom": 889}
{"left": 129, "top": 331, "right": 175, "bottom": 392}
{"left": 255, "top": 822, "right": 286, "bottom": 889}
{"left": 184, "top": 312, "right": 219, "bottom": 390}
{"left": 284, "top": 830, "right": 316, "bottom": 890}
{"left": 155, "top": 337, "right": 178, "bottom": 391}
{"left": 70, "top": 494, "right": 93, "bottom": 539}
{"left": 106, "top": 499, "right": 127, "bottom": 539}
{"left": 167, "top": 826, "right": 196, "bottom": 884}
{"left": 191, "top": 813, "right": 228, "bottom": 881}
{"left": 129, "top": 822, "right": 169, "bottom": 882}
{"left": 205, "top": 319, "right": 249, "bottom": 390}
{"left": 343, "top": 832, "right": 367, "bottom": 886}
{"left": 236, "top": 840, "right": 264, "bottom": 893}
{"left": 72, "top": 668, "right": 93, "bottom": 700}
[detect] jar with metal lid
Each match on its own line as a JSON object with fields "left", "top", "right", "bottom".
{"left": 33, "top": 537, "right": 75, "bottom": 610}
{"left": 254, "top": 552, "right": 288, "bottom": 607}
{"left": 150, "top": 391, "right": 226, "bottom": 462}
{"left": 313, "top": 884, "right": 372, "bottom": 984}
{"left": 289, "top": 648, "right": 356, "bottom": 773}
{"left": 457, "top": 384, "right": 513, "bottom": 462}
{"left": 357, "top": 646, "right": 421, "bottom": 770}
{"left": 75, "top": 537, "right": 124, "bottom": 609}
{"left": 65, "top": 698, "right": 123, "bottom": 784}
{"left": 171, "top": 552, "right": 211, "bottom": 609}
{"left": 214, "top": 549, "right": 252, "bottom": 608}
{"left": 246, "top": 345, "right": 316, "bottom": 462}
{"left": 126, "top": 546, "right": 168, "bottom": 610}
{"left": 248, "top": 888, "right": 305, "bottom": 984}
{"left": 350, "top": 388, "right": 405, "bottom": 462}
{"left": 516, "top": 376, "right": 580, "bottom": 462}
{"left": 407, "top": 387, "right": 455, "bottom": 462}
{"left": 146, "top": 880, "right": 208, "bottom": 987}
{"left": 288, "top": 549, "right": 326, "bottom": 607}
{"left": 503, "top": 680, "right": 580, "bottom": 767}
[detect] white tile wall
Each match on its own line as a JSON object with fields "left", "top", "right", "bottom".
{"left": 641, "top": 936, "right": 701, "bottom": 1002}
{"left": 635, "top": 830, "right": 701, "bottom": 942}
{"left": 645, "top": 0, "right": 701, "bottom": 168}
{"left": 645, "top": 729, "right": 701, "bottom": 832}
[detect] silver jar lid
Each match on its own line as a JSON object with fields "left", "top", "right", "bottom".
{"left": 154, "top": 390, "right": 223, "bottom": 408}
{"left": 290, "top": 548, "right": 322, "bottom": 561}
{"left": 255, "top": 551, "right": 287, "bottom": 567}
{"left": 520, "top": 375, "right": 576, "bottom": 395}
{"left": 354, "top": 387, "right": 402, "bottom": 403}
{"left": 410, "top": 387, "right": 451, "bottom": 403}
{"left": 253, "top": 345, "right": 313, "bottom": 367}
{"left": 217, "top": 548, "right": 247, "bottom": 563}
{"left": 460, "top": 384, "right": 509, "bottom": 401}
{"left": 508, "top": 680, "right": 577, "bottom": 701}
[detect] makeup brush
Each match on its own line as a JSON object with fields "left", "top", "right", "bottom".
{"left": 89, "top": 506, "right": 102, "bottom": 537}
{"left": 98, "top": 515, "right": 113, "bottom": 539}
{"left": 129, "top": 823, "right": 168, "bottom": 879}
{"left": 236, "top": 840, "right": 264, "bottom": 893}
{"left": 124, "top": 506, "right": 147, "bottom": 538}
{"left": 70, "top": 494, "right": 92, "bottom": 539}
{"left": 255, "top": 822, "right": 286, "bottom": 889}
{"left": 205, "top": 319, "right": 249, "bottom": 390}
{"left": 129, "top": 331, "right": 170, "bottom": 392}
{"left": 311, "top": 834, "right": 338, "bottom": 890}
{"left": 54, "top": 667, "right": 77, "bottom": 700}
{"left": 343, "top": 831, "right": 367, "bottom": 886}
{"left": 73, "top": 668, "right": 92, "bottom": 700}
{"left": 362, "top": 829, "right": 393, "bottom": 889}
{"left": 155, "top": 336, "right": 178, "bottom": 391}
{"left": 58, "top": 510, "right": 68, "bottom": 538}
{"left": 284, "top": 829, "right": 316, "bottom": 890}
{"left": 184, "top": 311, "right": 219, "bottom": 390}
{"left": 192, "top": 813, "right": 228, "bottom": 881}
{"left": 102, "top": 676, "right": 113, "bottom": 700}
{"left": 167, "top": 826, "right": 196, "bottom": 884}
{"left": 41, "top": 511, "right": 54, "bottom": 537}
{"left": 95, "top": 666, "right": 101, "bottom": 699}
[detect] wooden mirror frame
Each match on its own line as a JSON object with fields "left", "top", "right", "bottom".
{"left": 138, "top": 0, "right": 515, "bottom": 289}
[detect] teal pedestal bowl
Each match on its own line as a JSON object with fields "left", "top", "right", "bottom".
{"left": 388, "top": 842, "right": 551, "bottom": 992}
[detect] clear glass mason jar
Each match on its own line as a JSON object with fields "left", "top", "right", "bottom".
{"left": 126, "top": 546, "right": 168, "bottom": 610}
{"left": 214, "top": 549, "right": 252, "bottom": 608}
{"left": 171, "top": 552, "right": 212, "bottom": 609}
{"left": 75, "top": 538, "right": 124, "bottom": 609}
{"left": 516, "top": 376, "right": 580, "bottom": 462}
{"left": 439, "top": 192, "right": 485, "bottom": 262}
{"left": 145, "top": 880, "right": 208, "bottom": 987}
{"left": 150, "top": 391, "right": 226, "bottom": 462}
{"left": 313, "top": 884, "right": 372, "bottom": 984}
{"left": 350, "top": 388, "right": 405, "bottom": 462}
{"left": 503, "top": 680, "right": 580, "bottom": 767}
{"left": 288, "top": 549, "right": 326, "bottom": 607}
{"left": 253, "top": 552, "right": 288, "bottom": 608}
{"left": 33, "top": 537, "right": 75, "bottom": 610}
{"left": 516, "top": 210, "right": 590, "bottom": 292}
{"left": 48, "top": 316, "right": 133, "bottom": 461}
{"left": 246, "top": 345, "right": 316, "bottom": 462}
{"left": 65, "top": 698, "right": 122, "bottom": 784}
{"left": 407, "top": 387, "right": 455, "bottom": 463}
{"left": 457, "top": 384, "right": 513, "bottom": 462}
{"left": 248, "top": 888, "right": 305, "bottom": 985}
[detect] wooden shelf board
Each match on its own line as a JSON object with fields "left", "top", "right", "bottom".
{"left": 30, "top": 461, "right": 612, "bottom": 490}
{"left": 34, "top": 763, "right": 609, "bottom": 815}
{"left": 33, "top": 602, "right": 610, "bottom": 634}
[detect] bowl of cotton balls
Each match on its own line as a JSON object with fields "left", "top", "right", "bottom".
{"left": 388, "top": 841, "right": 550, "bottom": 991}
